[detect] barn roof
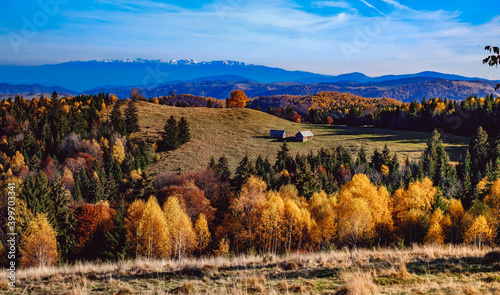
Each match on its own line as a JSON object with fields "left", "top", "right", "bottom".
{"left": 270, "top": 129, "right": 286, "bottom": 135}
{"left": 296, "top": 130, "right": 314, "bottom": 137}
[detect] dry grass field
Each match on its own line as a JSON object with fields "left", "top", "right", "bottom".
{"left": 2, "top": 245, "right": 500, "bottom": 294}
{"left": 106, "top": 101, "right": 469, "bottom": 174}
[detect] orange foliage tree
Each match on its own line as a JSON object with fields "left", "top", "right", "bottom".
{"left": 74, "top": 202, "right": 115, "bottom": 258}
{"left": 226, "top": 90, "right": 248, "bottom": 108}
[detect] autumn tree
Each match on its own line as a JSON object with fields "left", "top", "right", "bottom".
{"left": 136, "top": 196, "right": 170, "bottom": 259}
{"left": 338, "top": 198, "right": 373, "bottom": 247}
{"left": 392, "top": 177, "right": 436, "bottom": 244}
{"left": 255, "top": 191, "right": 285, "bottom": 253}
{"left": 157, "top": 181, "right": 214, "bottom": 224}
{"left": 130, "top": 88, "right": 142, "bottom": 100}
{"left": 73, "top": 202, "right": 115, "bottom": 259}
{"left": 226, "top": 90, "right": 248, "bottom": 108}
{"left": 446, "top": 198, "right": 465, "bottom": 244}
{"left": 124, "top": 199, "right": 146, "bottom": 257}
{"left": 19, "top": 213, "right": 59, "bottom": 268}
{"left": 194, "top": 213, "right": 211, "bottom": 254}
{"left": 424, "top": 208, "right": 450, "bottom": 245}
{"left": 464, "top": 215, "right": 494, "bottom": 247}
{"left": 338, "top": 174, "right": 393, "bottom": 246}
{"left": 283, "top": 198, "right": 303, "bottom": 251}
{"left": 112, "top": 139, "right": 126, "bottom": 164}
{"left": 163, "top": 196, "right": 196, "bottom": 260}
{"left": 309, "top": 191, "right": 336, "bottom": 249}
{"left": 230, "top": 176, "right": 267, "bottom": 249}
{"left": 462, "top": 201, "right": 496, "bottom": 247}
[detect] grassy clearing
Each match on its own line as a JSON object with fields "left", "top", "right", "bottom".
{"left": 3, "top": 245, "right": 499, "bottom": 294}
{"left": 107, "top": 102, "right": 469, "bottom": 173}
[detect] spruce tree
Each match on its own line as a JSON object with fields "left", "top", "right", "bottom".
{"left": 178, "top": 116, "right": 191, "bottom": 144}
{"left": 89, "top": 172, "right": 106, "bottom": 203}
{"left": 371, "top": 149, "right": 383, "bottom": 171}
{"left": 208, "top": 157, "right": 216, "bottom": 170}
{"left": 104, "top": 173, "right": 118, "bottom": 202}
{"left": 124, "top": 100, "right": 140, "bottom": 134}
{"left": 469, "top": 126, "right": 490, "bottom": 184}
{"left": 356, "top": 146, "right": 367, "bottom": 168}
{"left": 461, "top": 151, "right": 473, "bottom": 208}
{"left": 131, "top": 170, "right": 156, "bottom": 200}
{"left": 78, "top": 167, "right": 90, "bottom": 201}
{"left": 255, "top": 155, "right": 272, "bottom": 186}
{"left": 48, "top": 176, "right": 76, "bottom": 262}
{"left": 73, "top": 177, "right": 83, "bottom": 202}
{"left": 110, "top": 102, "right": 126, "bottom": 135}
{"left": 21, "top": 172, "right": 51, "bottom": 215}
{"left": 275, "top": 141, "right": 292, "bottom": 172}
{"left": 216, "top": 156, "right": 231, "bottom": 182}
{"left": 162, "top": 115, "right": 180, "bottom": 150}
{"left": 232, "top": 154, "right": 255, "bottom": 191}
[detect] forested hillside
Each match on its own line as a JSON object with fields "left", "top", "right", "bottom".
{"left": 0, "top": 92, "right": 498, "bottom": 270}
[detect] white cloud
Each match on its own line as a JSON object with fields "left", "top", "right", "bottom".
{"left": 313, "top": 1, "right": 352, "bottom": 9}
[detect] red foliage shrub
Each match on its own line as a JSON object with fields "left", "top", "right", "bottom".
{"left": 73, "top": 203, "right": 116, "bottom": 254}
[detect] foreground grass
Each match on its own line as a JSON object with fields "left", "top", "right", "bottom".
{"left": 2, "top": 245, "right": 500, "bottom": 294}
{"left": 108, "top": 102, "right": 469, "bottom": 173}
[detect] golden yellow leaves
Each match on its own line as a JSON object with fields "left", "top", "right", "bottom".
{"left": 19, "top": 213, "right": 58, "bottom": 268}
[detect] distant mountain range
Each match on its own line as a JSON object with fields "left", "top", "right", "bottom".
{"left": 0, "top": 59, "right": 498, "bottom": 102}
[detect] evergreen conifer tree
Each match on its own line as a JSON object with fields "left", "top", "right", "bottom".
{"left": 232, "top": 154, "right": 255, "bottom": 191}
{"left": 110, "top": 102, "right": 126, "bottom": 135}
{"left": 177, "top": 117, "right": 191, "bottom": 144}
{"left": 162, "top": 115, "right": 180, "bottom": 150}
{"left": 124, "top": 100, "right": 140, "bottom": 134}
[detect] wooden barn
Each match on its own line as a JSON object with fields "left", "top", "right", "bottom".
{"left": 296, "top": 130, "right": 314, "bottom": 142}
{"left": 270, "top": 130, "right": 287, "bottom": 139}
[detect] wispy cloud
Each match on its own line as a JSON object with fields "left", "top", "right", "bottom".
{"left": 313, "top": 1, "right": 352, "bottom": 9}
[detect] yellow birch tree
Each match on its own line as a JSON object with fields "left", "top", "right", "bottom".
{"left": 19, "top": 213, "right": 59, "bottom": 268}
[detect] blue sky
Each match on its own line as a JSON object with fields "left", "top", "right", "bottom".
{"left": 0, "top": 0, "right": 499, "bottom": 79}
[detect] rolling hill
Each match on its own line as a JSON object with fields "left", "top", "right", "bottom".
{"left": 111, "top": 101, "right": 469, "bottom": 174}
